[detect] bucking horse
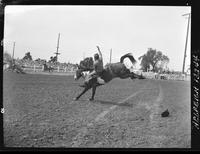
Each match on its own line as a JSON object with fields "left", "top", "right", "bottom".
{"left": 74, "top": 50, "right": 145, "bottom": 101}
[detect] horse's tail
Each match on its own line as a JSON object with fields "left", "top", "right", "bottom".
{"left": 120, "top": 53, "right": 136, "bottom": 65}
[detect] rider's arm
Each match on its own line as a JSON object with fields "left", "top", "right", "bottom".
{"left": 96, "top": 46, "right": 103, "bottom": 61}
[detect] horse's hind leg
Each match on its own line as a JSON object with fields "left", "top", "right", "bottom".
{"left": 119, "top": 72, "right": 141, "bottom": 79}
{"left": 131, "top": 72, "right": 145, "bottom": 79}
{"left": 120, "top": 73, "right": 132, "bottom": 79}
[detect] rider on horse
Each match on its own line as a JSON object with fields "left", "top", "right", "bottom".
{"left": 74, "top": 51, "right": 146, "bottom": 101}
{"left": 85, "top": 46, "right": 105, "bottom": 85}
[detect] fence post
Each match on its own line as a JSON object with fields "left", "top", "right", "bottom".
{"left": 34, "top": 65, "right": 36, "bottom": 72}
{"left": 57, "top": 66, "right": 59, "bottom": 72}
{"left": 23, "top": 65, "right": 26, "bottom": 71}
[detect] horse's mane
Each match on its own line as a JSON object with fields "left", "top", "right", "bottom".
{"left": 79, "top": 57, "right": 94, "bottom": 71}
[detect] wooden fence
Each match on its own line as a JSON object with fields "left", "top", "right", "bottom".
{"left": 142, "top": 72, "right": 190, "bottom": 81}
{"left": 22, "top": 65, "right": 75, "bottom": 73}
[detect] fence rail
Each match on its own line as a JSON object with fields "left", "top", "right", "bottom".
{"left": 22, "top": 65, "right": 76, "bottom": 73}
{"left": 142, "top": 72, "right": 190, "bottom": 81}
{"left": 4, "top": 64, "right": 190, "bottom": 81}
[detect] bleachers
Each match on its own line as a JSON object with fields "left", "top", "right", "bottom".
{"left": 14, "top": 59, "right": 77, "bottom": 73}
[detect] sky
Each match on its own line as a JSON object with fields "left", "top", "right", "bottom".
{"left": 4, "top": 5, "right": 191, "bottom": 71}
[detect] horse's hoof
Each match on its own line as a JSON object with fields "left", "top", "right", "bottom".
{"left": 73, "top": 97, "right": 78, "bottom": 101}
{"left": 89, "top": 98, "right": 94, "bottom": 101}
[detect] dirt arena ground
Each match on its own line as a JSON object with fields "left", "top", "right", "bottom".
{"left": 3, "top": 72, "right": 191, "bottom": 148}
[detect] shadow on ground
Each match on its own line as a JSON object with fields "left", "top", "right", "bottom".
{"left": 94, "top": 99, "right": 133, "bottom": 107}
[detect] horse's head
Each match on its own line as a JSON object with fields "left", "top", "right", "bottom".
{"left": 74, "top": 67, "right": 85, "bottom": 80}
{"left": 74, "top": 57, "right": 94, "bottom": 80}
{"left": 74, "top": 67, "right": 92, "bottom": 80}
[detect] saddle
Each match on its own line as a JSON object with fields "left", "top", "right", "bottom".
{"left": 85, "top": 70, "right": 104, "bottom": 83}
{"left": 85, "top": 73, "right": 98, "bottom": 82}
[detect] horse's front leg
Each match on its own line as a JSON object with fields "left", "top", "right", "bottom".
{"left": 89, "top": 84, "right": 97, "bottom": 101}
{"left": 74, "top": 86, "right": 91, "bottom": 101}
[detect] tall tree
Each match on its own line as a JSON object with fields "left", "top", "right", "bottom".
{"left": 138, "top": 54, "right": 150, "bottom": 72}
{"left": 23, "top": 52, "right": 32, "bottom": 61}
{"left": 139, "top": 48, "right": 169, "bottom": 72}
